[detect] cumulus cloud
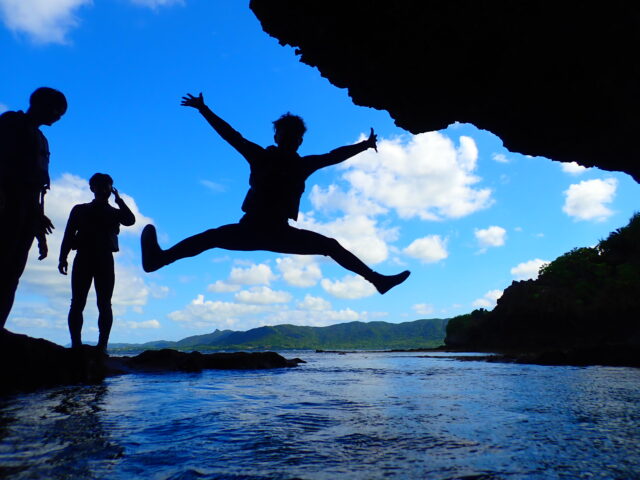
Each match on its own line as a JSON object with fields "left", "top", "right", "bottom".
{"left": 228, "top": 263, "right": 276, "bottom": 286}
{"left": 297, "top": 294, "right": 331, "bottom": 311}
{"left": 510, "top": 259, "right": 549, "bottom": 281}
{"left": 124, "top": 319, "right": 161, "bottom": 329}
{"left": 276, "top": 255, "right": 323, "bottom": 287}
{"left": 329, "top": 132, "right": 492, "bottom": 221}
{"left": 563, "top": 178, "right": 617, "bottom": 221}
{"left": 167, "top": 293, "right": 367, "bottom": 331}
{"left": 492, "top": 153, "right": 509, "bottom": 163}
{"left": 0, "top": 0, "right": 183, "bottom": 44}
{"left": 293, "top": 213, "right": 396, "bottom": 265}
{"left": 413, "top": 303, "right": 434, "bottom": 316}
{"left": 234, "top": 286, "right": 292, "bottom": 305}
{"left": 403, "top": 235, "right": 448, "bottom": 263}
{"left": 472, "top": 289, "right": 503, "bottom": 309}
{"left": 207, "top": 280, "right": 241, "bottom": 293}
{"left": 474, "top": 226, "right": 506, "bottom": 251}
{"left": 321, "top": 274, "right": 376, "bottom": 299}
{"left": 168, "top": 294, "right": 274, "bottom": 329}
{"left": 0, "top": 0, "right": 90, "bottom": 43}
{"left": 561, "top": 161, "right": 588, "bottom": 175}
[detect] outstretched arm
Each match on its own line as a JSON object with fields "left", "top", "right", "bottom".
{"left": 181, "top": 93, "right": 262, "bottom": 162}
{"left": 307, "top": 128, "right": 377, "bottom": 171}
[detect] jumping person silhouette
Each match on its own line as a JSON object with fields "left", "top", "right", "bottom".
{"left": 141, "top": 93, "right": 409, "bottom": 294}
{"left": 59, "top": 173, "right": 135, "bottom": 352}
{"left": 0, "top": 87, "right": 66, "bottom": 330}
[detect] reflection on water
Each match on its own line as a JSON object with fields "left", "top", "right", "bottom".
{"left": 1, "top": 352, "right": 639, "bottom": 479}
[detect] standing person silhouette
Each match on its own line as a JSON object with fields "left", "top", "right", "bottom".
{"left": 58, "top": 174, "right": 135, "bottom": 352}
{"left": 141, "top": 92, "right": 409, "bottom": 294}
{"left": 0, "top": 87, "right": 66, "bottom": 331}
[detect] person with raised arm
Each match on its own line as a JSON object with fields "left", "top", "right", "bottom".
{"left": 141, "top": 93, "right": 409, "bottom": 294}
{"left": 59, "top": 173, "right": 135, "bottom": 352}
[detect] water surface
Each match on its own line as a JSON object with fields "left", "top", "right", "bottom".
{"left": 1, "top": 351, "right": 639, "bottom": 479}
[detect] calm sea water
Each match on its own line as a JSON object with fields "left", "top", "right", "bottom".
{"left": 1, "top": 351, "right": 639, "bottom": 480}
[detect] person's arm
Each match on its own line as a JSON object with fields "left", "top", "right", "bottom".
{"left": 58, "top": 206, "right": 79, "bottom": 275}
{"left": 181, "top": 93, "right": 263, "bottom": 163}
{"left": 306, "top": 128, "right": 377, "bottom": 172}
{"left": 112, "top": 188, "right": 135, "bottom": 226}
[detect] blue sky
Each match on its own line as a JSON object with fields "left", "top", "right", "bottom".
{"left": 2, "top": 0, "right": 638, "bottom": 346}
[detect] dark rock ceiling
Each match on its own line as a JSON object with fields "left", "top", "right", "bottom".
{"left": 250, "top": 1, "right": 640, "bottom": 183}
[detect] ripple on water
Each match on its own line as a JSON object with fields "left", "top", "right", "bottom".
{"left": 1, "top": 352, "right": 640, "bottom": 479}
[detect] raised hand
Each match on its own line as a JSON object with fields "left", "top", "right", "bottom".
{"left": 366, "top": 127, "right": 378, "bottom": 152}
{"left": 112, "top": 187, "right": 121, "bottom": 202}
{"left": 181, "top": 92, "right": 205, "bottom": 110}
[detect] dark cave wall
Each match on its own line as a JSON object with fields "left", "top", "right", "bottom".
{"left": 250, "top": 1, "right": 640, "bottom": 183}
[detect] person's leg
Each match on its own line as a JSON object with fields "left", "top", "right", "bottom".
{"left": 94, "top": 253, "right": 115, "bottom": 354}
{"left": 0, "top": 211, "right": 35, "bottom": 330}
{"left": 269, "top": 227, "right": 410, "bottom": 294}
{"left": 68, "top": 252, "right": 93, "bottom": 348}
{"left": 141, "top": 223, "right": 254, "bottom": 272}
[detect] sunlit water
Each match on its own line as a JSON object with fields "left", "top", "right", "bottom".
{"left": 1, "top": 351, "right": 639, "bottom": 480}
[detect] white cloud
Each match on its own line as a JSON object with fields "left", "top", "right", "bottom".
{"left": 228, "top": 263, "right": 276, "bottom": 286}
{"left": 309, "top": 184, "right": 387, "bottom": 216}
{"left": 333, "top": 132, "right": 492, "bottom": 221}
{"left": 492, "top": 153, "right": 509, "bottom": 163}
{"left": 563, "top": 178, "right": 617, "bottom": 221}
{"left": 129, "top": 0, "right": 184, "bottom": 8}
{"left": 510, "top": 259, "right": 549, "bottom": 281}
{"left": 474, "top": 226, "right": 506, "bottom": 251}
{"left": 124, "top": 319, "right": 160, "bottom": 329}
{"left": 167, "top": 293, "right": 367, "bottom": 331}
{"left": 168, "top": 294, "right": 273, "bottom": 329}
{"left": 293, "top": 213, "right": 395, "bottom": 265}
{"left": 472, "top": 289, "right": 503, "bottom": 309}
{"left": 276, "top": 255, "right": 322, "bottom": 287}
{"left": 234, "top": 286, "right": 292, "bottom": 305}
{"left": 0, "top": 0, "right": 90, "bottom": 44}
{"left": 561, "top": 161, "right": 588, "bottom": 175}
{"left": 207, "top": 280, "right": 241, "bottom": 293}
{"left": 200, "top": 179, "right": 226, "bottom": 193}
{"left": 297, "top": 294, "right": 331, "bottom": 311}
{"left": 321, "top": 274, "right": 376, "bottom": 299}
{"left": 413, "top": 303, "right": 434, "bottom": 316}
{"left": 403, "top": 235, "right": 448, "bottom": 263}
{"left": 0, "top": 0, "right": 182, "bottom": 44}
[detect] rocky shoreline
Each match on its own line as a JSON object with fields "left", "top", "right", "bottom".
{"left": 0, "top": 330, "right": 304, "bottom": 396}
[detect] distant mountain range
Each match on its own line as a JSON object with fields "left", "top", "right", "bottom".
{"left": 110, "top": 318, "right": 449, "bottom": 352}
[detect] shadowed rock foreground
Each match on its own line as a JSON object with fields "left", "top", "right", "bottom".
{"left": 251, "top": 1, "right": 640, "bottom": 182}
{"left": 0, "top": 330, "right": 303, "bottom": 396}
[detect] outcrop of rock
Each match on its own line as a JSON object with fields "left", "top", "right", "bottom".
{"left": 250, "top": 1, "right": 640, "bottom": 182}
{"left": 0, "top": 331, "right": 303, "bottom": 396}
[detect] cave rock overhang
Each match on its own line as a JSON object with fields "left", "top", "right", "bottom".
{"left": 250, "top": 0, "right": 640, "bottom": 183}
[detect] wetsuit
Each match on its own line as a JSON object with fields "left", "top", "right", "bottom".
{"left": 60, "top": 199, "right": 135, "bottom": 348}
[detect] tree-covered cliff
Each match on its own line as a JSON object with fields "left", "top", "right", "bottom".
{"left": 446, "top": 213, "right": 640, "bottom": 353}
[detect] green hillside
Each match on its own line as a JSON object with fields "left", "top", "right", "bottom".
{"left": 111, "top": 318, "right": 449, "bottom": 352}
